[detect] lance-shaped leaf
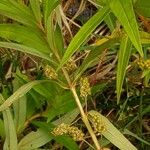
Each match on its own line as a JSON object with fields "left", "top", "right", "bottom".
{"left": 0, "top": 24, "right": 50, "bottom": 54}
{"left": 88, "top": 110, "right": 137, "bottom": 150}
{"left": 0, "top": 80, "right": 47, "bottom": 111}
{"left": 18, "top": 129, "right": 52, "bottom": 150}
{"left": 108, "top": 0, "right": 143, "bottom": 57}
{"left": 116, "top": 36, "right": 132, "bottom": 103}
{"left": 57, "top": 6, "right": 110, "bottom": 70}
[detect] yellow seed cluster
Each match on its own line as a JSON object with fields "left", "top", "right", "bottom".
{"left": 52, "top": 123, "right": 69, "bottom": 136}
{"left": 64, "top": 58, "right": 77, "bottom": 73}
{"left": 51, "top": 123, "right": 84, "bottom": 141}
{"left": 137, "top": 58, "right": 150, "bottom": 69}
{"left": 88, "top": 111, "right": 107, "bottom": 134}
{"left": 44, "top": 65, "right": 57, "bottom": 79}
{"left": 68, "top": 126, "right": 85, "bottom": 141}
{"left": 80, "top": 77, "right": 91, "bottom": 98}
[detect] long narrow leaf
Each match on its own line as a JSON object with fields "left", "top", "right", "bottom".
{"left": 18, "top": 129, "right": 52, "bottom": 150}
{"left": 0, "top": 95, "right": 18, "bottom": 150}
{"left": 116, "top": 36, "right": 132, "bottom": 103}
{"left": 29, "top": 0, "right": 42, "bottom": 23}
{"left": 88, "top": 110, "right": 137, "bottom": 150}
{"left": 0, "top": 24, "right": 50, "bottom": 54}
{"left": 0, "top": 42, "right": 54, "bottom": 63}
{"left": 0, "top": 80, "right": 47, "bottom": 111}
{"left": 57, "top": 6, "right": 110, "bottom": 70}
{"left": 108, "top": 0, "right": 143, "bottom": 57}
{"left": 0, "top": 1, "right": 37, "bottom": 27}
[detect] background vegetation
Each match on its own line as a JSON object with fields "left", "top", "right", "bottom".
{"left": 0, "top": 0, "right": 150, "bottom": 149}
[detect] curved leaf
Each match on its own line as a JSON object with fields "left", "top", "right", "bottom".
{"left": 108, "top": 0, "right": 143, "bottom": 57}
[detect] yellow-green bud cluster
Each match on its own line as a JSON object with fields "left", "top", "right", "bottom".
{"left": 52, "top": 123, "right": 69, "bottom": 136}
{"left": 137, "top": 58, "right": 150, "bottom": 69}
{"left": 64, "top": 58, "right": 77, "bottom": 73}
{"left": 51, "top": 123, "right": 84, "bottom": 141}
{"left": 80, "top": 77, "right": 91, "bottom": 98}
{"left": 68, "top": 126, "right": 85, "bottom": 141}
{"left": 88, "top": 110, "right": 107, "bottom": 134}
{"left": 44, "top": 65, "right": 57, "bottom": 79}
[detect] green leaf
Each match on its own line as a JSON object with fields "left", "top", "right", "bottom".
{"left": 108, "top": 0, "right": 143, "bottom": 57}
{"left": 0, "top": 1, "right": 37, "bottom": 27}
{"left": 18, "top": 129, "right": 52, "bottom": 150}
{"left": 54, "top": 135, "right": 79, "bottom": 150}
{"left": 13, "top": 78, "right": 27, "bottom": 133}
{"left": 0, "top": 42, "right": 54, "bottom": 63}
{"left": 0, "top": 80, "right": 47, "bottom": 111}
{"left": 140, "top": 31, "right": 150, "bottom": 44}
{"left": 0, "top": 94, "right": 18, "bottom": 150}
{"left": 29, "top": 0, "right": 42, "bottom": 24}
{"left": 0, "top": 24, "right": 50, "bottom": 54}
{"left": 116, "top": 36, "right": 132, "bottom": 103}
{"left": 124, "top": 129, "right": 150, "bottom": 146}
{"left": 57, "top": 6, "right": 110, "bottom": 70}
{"left": 43, "top": 0, "right": 60, "bottom": 26}
{"left": 135, "top": 0, "right": 150, "bottom": 18}
{"left": 88, "top": 110, "right": 137, "bottom": 150}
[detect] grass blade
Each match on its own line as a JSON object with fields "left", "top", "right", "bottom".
{"left": 108, "top": 0, "right": 143, "bottom": 57}
{"left": 116, "top": 36, "right": 132, "bottom": 103}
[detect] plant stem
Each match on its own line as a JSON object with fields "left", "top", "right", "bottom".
{"left": 71, "top": 87, "right": 101, "bottom": 150}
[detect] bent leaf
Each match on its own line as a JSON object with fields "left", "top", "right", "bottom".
{"left": 108, "top": 0, "right": 143, "bottom": 57}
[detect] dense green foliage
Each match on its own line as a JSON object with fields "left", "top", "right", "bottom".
{"left": 0, "top": 0, "right": 150, "bottom": 149}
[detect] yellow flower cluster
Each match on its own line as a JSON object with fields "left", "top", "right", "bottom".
{"left": 51, "top": 123, "right": 84, "bottom": 141}
{"left": 80, "top": 77, "right": 91, "bottom": 98}
{"left": 44, "top": 65, "right": 57, "bottom": 79}
{"left": 88, "top": 110, "right": 107, "bottom": 135}
{"left": 64, "top": 58, "right": 77, "bottom": 73}
{"left": 137, "top": 58, "right": 150, "bottom": 69}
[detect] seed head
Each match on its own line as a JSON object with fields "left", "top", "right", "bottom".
{"left": 51, "top": 123, "right": 69, "bottom": 136}
{"left": 68, "top": 126, "right": 85, "bottom": 141}
{"left": 88, "top": 110, "right": 107, "bottom": 134}
{"left": 51, "top": 123, "right": 84, "bottom": 141}
{"left": 65, "top": 58, "right": 77, "bottom": 73}
{"left": 44, "top": 65, "right": 57, "bottom": 79}
{"left": 80, "top": 77, "right": 91, "bottom": 98}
